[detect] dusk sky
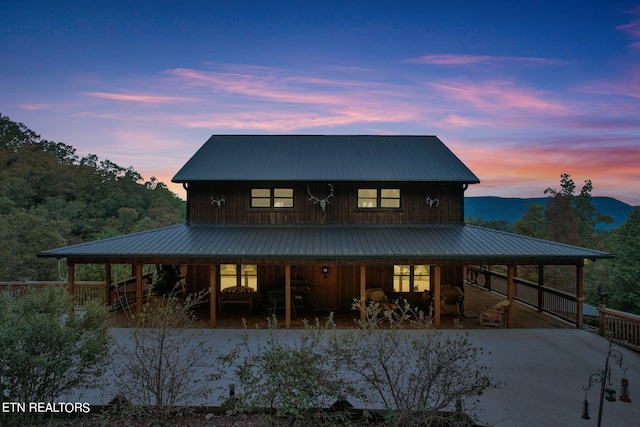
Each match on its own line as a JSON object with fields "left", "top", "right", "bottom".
{"left": 2, "top": 0, "right": 639, "bottom": 205}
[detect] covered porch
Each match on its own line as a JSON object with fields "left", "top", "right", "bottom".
{"left": 39, "top": 223, "right": 612, "bottom": 330}
{"left": 100, "top": 281, "right": 574, "bottom": 330}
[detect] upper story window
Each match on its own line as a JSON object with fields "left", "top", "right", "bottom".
{"left": 393, "top": 265, "right": 430, "bottom": 293}
{"left": 357, "top": 188, "right": 401, "bottom": 209}
{"left": 251, "top": 188, "right": 294, "bottom": 208}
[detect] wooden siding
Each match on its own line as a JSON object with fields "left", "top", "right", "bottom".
{"left": 188, "top": 181, "right": 465, "bottom": 225}
{"left": 186, "top": 264, "right": 461, "bottom": 311}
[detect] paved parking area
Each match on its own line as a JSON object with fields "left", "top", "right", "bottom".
{"left": 80, "top": 327, "right": 639, "bottom": 426}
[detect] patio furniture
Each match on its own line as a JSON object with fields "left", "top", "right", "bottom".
{"left": 266, "top": 287, "right": 300, "bottom": 318}
{"left": 219, "top": 286, "right": 255, "bottom": 313}
{"left": 365, "top": 287, "right": 398, "bottom": 312}
{"left": 479, "top": 299, "right": 510, "bottom": 327}
{"left": 440, "top": 284, "right": 464, "bottom": 315}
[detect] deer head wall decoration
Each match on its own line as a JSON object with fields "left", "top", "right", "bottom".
{"left": 307, "top": 184, "right": 334, "bottom": 212}
{"left": 426, "top": 196, "right": 440, "bottom": 208}
{"left": 211, "top": 195, "right": 225, "bottom": 208}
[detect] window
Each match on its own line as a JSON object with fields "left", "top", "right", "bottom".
{"left": 274, "top": 188, "right": 294, "bottom": 208}
{"left": 358, "top": 188, "right": 400, "bottom": 209}
{"left": 220, "top": 264, "right": 258, "bottom": 290}
{"left": 393, "top": 265, "right": 430, "bottom": 293}
{"left": 381, "top": 189, "right": 400, "bottom": 208}
{"left": 251, "top": 188, "right": 293, "bottom": 208}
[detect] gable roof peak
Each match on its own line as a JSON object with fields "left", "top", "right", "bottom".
{"left": 172, "top": 135, "right": 480, "bottom": 183}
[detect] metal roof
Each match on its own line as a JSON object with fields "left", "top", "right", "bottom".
{"left": 172, "top": 135, "right": 480, "bottom": 183}
{"left": 39, "top": 224, "right": 612, "bottom": 263}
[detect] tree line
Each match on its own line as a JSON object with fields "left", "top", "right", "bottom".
{"left": 469, "top": 173, "right": 640, "bottom": 315}
{"left": 0, "top": 113, "right": 185, "bottom": 282}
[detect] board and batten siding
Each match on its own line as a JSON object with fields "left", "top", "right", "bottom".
{"left": 187, "top": 181, "right": 465, "bottom": 225}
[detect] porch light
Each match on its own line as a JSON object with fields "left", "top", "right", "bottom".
{"left": 321, "top": 266, "right": 330, "bottom": 278}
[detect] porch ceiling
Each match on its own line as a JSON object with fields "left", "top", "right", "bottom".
{"left": 38, "top": 223, "right": 612, "bottom": 265}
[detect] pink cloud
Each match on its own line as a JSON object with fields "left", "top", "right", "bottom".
{"left": 617, "top": 19, "right": 640, "bottom": 39}
{"left": 428, "top": 79, "right": 566, "bottom": 115}
{"left": 18, "top": 103, "right": 51, "bottom": 111}
{"left": 617, "top": 6, "right": 640, "bottom": 48}
{"left": 83, "top": 92, "right": 194, "bottom": 104}
{"left": 458, "top": 137, "right": 640, "bottom": 204}
{"left": 404, "top": 54, "right": 568, "bottom": 66}
{"left": 574, "top": 68, "right": 640, "bottom": 100}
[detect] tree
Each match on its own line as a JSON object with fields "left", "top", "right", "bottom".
{"left": 513, "top": 202, "right": 547, "bottom": 239}
{"left": 0, "top": 113, "right": 186, "bottom": 281}
{"left": 544, "top": 174, "right": 581, "bottom": 246}
{"left": 544, "top": 174, "right": 612, "bottom": 247}
{"left": 607, "top": 208, "right": 640, "bottom": 314}
{"left": 542, "top": 174, "right": 615, "bottom": 291}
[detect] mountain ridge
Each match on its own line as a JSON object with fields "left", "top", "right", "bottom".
{"left": 464, "top": 196, "right": 635, "bottom": 230}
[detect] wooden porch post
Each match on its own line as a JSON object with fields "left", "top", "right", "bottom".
{"left": 135, "top": 263, "right": 143, "bottom": 314}
{"left": 360, "top": 266, "right": 366, "bottom": 324}
{"left": 67, "top": 263, "right": 75, "bottom": 301}
{"left": 576, "top": 261, "right": 585, "bottom": 329}
{"left": 433, "top": 266, "right": 441, "bottom": 328}
{"left": 210, "top": 264, "right": 217, "bottom": 328}
{"left": 285, "top": 265, "right": 291, "bottom": 329}
{"left": 537, "top": 264, "right": 544, "bottom": 312}
{"left": 507, "top": 265, "right": 515, "bottom": 328}
{"left": 105, "top": 263, "right": 112, "bottom": 307}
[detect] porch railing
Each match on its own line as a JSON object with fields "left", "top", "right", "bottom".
{"left": 466, "top": 266, "right": 579, "bottom": 324}
{"left": 0, "top": 281, "right": 105, "bottom": 306}
{"left": 0, "top": 275, "right": 152, "bottom": 308}
{"left": 598, "top": 306, "right": 640, "bottom": 352}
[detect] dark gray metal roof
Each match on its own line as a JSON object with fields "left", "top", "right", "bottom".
{"left": 172, "top": 135, "right": 480, "bottom": 183}
{"left": 39, "top": 224, "right": 611, "bottom": 262}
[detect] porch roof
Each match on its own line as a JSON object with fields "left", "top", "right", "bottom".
{"left": 39, "top": 223, "right": 612, "bottom": 264}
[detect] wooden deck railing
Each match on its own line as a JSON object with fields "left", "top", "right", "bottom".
{"left": 0, "top": 275, "right": 152, "bottom": 308}
{"left": 466, "top": 266, "right": 579, "bottom": 324}
{"left": 0, "top": 281, "right": 105, "bottom": 306}
{"left": 598, "top": 306, "right": 640, "bottom": 351}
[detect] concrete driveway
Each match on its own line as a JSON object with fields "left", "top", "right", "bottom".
{"left": 79, "top": 327, "right": 639, "bottom": 426}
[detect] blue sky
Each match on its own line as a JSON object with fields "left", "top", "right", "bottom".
{"left": 2, "top": 0, "right": 639, "bottom": 204}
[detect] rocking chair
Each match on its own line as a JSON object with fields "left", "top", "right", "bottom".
{"left": 479, "top": 300, "right": 510, "bottom": 327}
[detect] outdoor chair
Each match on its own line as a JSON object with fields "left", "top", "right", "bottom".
{"left": 479, "top": 299, "right": 510, "bottom": 327}
{"left": 364, "top": 287, "right": 399, "bottom": 312}
{"left": 440, "top": 284, "right": 464, "bottom": 315}
{"left": 219, "top": 286, "right": 255, "bottom": 313}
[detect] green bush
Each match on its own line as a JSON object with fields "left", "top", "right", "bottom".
{"left": 229, "top": 316, "right": 356, "bottom": 426}
{"left": 0, "top": 285, "right": 110, "bottom": 424}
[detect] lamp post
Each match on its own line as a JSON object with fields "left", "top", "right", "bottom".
{"left": 582, "top": 338, "right": 631, "bottom": 426}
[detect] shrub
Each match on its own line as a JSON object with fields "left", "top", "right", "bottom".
{"left": 111, "top": 289, "right": 222, "bottom": 420}
{"left": 229, "top": 316, "right": 357, "bottom": 426}
{"left": 326, "top": 300, "right": 499, "bottom": 426}
{"left": 0, "top": 285, "right": 110, "bottom": 425}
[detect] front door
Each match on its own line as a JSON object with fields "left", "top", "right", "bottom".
{"left": 312, "top": 266, "right": 338, "bottom": 310}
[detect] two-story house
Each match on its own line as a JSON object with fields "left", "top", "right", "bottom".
{"left": 40, "top": 135, "right": 612, "bottom": 328}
